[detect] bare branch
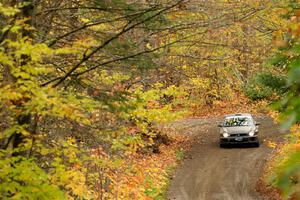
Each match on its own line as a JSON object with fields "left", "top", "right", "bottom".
{"left": 41, "top": 28, "right": 209, "bottom": 87}
{"left": 50, "top": 0, "right": 184, "bottom": 87}
{"left": 46, "top": 4, "right": 161, "bottom": 47}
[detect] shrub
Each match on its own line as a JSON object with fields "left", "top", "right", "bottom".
{"left": 244, "top": 73, "right": 287, "bottom": 101}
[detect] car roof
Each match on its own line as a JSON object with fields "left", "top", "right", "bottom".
{"left": 225, "top": 113, "right": 253, "bottom": 118}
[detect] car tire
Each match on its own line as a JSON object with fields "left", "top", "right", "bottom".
{"left": 254, "top": 141, "right": 260, "bottom": 148}
{"left": 220, "top": 143, "right": 226, "bottom": 148}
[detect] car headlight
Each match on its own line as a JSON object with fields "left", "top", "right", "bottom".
{"left": 223, "top": 132, "right": 229, "bottom": 137}
{"left": 249, "top": 130, "right": 255, "bottom": 136}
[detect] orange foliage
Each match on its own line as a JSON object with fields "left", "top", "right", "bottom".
{"left": 192, "top": 96, "right": 270, "bottom": 117}
{"left": 90, "top": 135, "right": 190, "bottom": 199}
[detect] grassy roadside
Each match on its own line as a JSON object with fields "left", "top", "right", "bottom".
{"left": 141, "top": 134, "right": 191, "bottom": 200}
{"left": 159, "top": 148, "right": 188, "bottom": 199}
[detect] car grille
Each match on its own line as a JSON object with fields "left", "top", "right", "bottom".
{"left": 229, "top": 133, "right": 248, "bottom": 137}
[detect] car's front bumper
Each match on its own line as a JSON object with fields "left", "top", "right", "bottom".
{"left": 220, "top": 135, "right": 258, "bottom": 144}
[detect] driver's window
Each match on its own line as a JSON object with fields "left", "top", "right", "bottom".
{"left": 240, "top": 118, "right": 248, "bottom": 125}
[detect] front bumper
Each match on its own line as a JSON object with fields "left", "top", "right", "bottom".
{"left": 220, "top": 135, "right": 258, "bottom": 144}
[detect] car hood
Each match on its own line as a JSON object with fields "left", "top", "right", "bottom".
{"left": 223, "top": 126, "right": 254, "bottom": 134}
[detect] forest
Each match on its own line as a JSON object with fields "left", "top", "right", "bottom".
{"left": 1, "top": 0, "right": 300, "bottom": 199}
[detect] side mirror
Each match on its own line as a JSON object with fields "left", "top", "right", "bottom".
{"left": 255, "top": 122, "right": 261, "bottom": 126}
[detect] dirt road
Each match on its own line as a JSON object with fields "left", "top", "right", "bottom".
{"left": 167, "top": 115, "right": 286, "bottom": 200}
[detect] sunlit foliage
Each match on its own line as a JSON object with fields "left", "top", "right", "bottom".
{"left": 0, "top": 0, "right": 289, "bottom": 199}
{"left": 266, "top": 1, "right": 300, "bottom": 199}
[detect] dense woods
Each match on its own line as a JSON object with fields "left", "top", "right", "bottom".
{"left": 1, "top": 0, "right": 300, "bottom": 199}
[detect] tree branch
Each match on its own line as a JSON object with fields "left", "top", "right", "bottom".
{"left": 50, "top": 0, "right": 184, "bottom": 87}
{"left": 41, "top": 28, "right": 209, "bottom": 87}
{"left": 46, "top": 5, "right": 161, "bottom": 47}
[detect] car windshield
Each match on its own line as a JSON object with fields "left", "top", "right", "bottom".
{"left": 223, "top": 116, "right": 253, "bottom": 127}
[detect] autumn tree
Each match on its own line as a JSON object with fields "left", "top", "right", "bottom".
{"left": 263, "top": 1, "right": 300, "bottom": 199}
{"left": 0, "top": 0, "right": 190, "bottom": 198}
{"left": 0, "top": 0, "right": 289, "bottom": 199}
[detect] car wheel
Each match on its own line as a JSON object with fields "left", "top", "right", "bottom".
{"left": 220, "top": 143, "right": 226, "bottom": 148}
{"left": 254, "top": 141, "right": 260, "bottom": 148}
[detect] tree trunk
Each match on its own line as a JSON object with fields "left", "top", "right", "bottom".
{"left": 1, "top": 1, "right": 36, "bottom": 156}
